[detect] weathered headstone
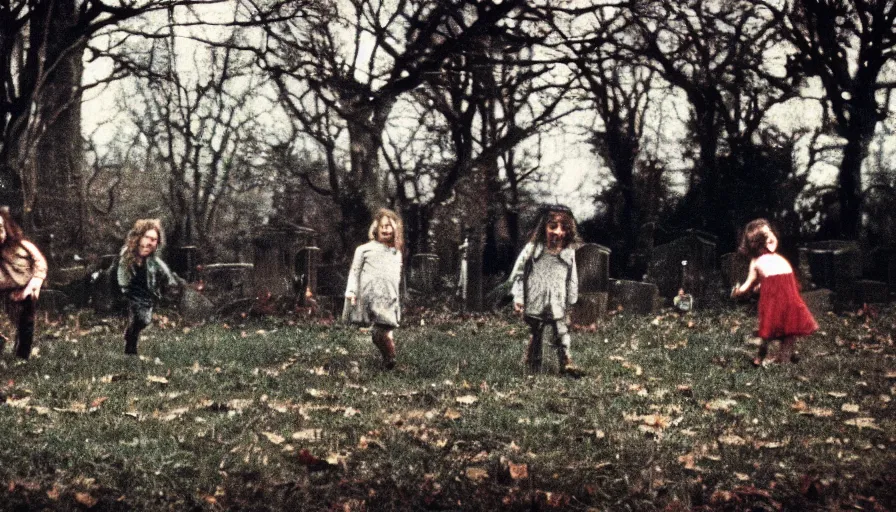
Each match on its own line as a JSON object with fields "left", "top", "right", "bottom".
{"left": 608, "top": 279, "right": 659, "bottom": 315}
{"left": 800, "top": 240, "right": 862, "bottom": 292}
{"left": 409, "top": 253, "right": 440, "bottom": 293}
{"left": 179, "top": 286, "right": 216, "bottom": 323}
{"left": 297, "top": 243, "right": 321, "bottom": 295}
{"left": 196, "top": 263, "right": 254, "bottom": 305}
{"left": 252, "top": 225, "right": 316, "bottom": 298}
{"left": 842, "top": 279, "right": 889, "bottom": 305}
{"left": 647, "top": 229, "right": 717, "bottom": 300}
{"left": 169, "top": 245, "right": 199, "bottom": 282}
{"left": 866, "top": 245, "right": 896, "bottom": 294}
{"left": 572, "top": 244, "right": 611, "bottom": 324}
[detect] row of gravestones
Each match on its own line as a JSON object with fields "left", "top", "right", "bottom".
{"left": 40, "top": 224, "right": 895, "bottom": 325}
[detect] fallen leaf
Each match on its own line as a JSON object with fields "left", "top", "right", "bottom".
{"left": 455, "top": 395, "right": 478, "bottom": 405}
{"left": 844, "top": 417, "right": 880, "bottom": 430}
{"left": 508, "top": 462, "right": 528, "bottom": 480}
{"left": 291, "top": 429, "right": 321, "bottom": 441}
{"left": 841, "top": 403, "right": 860, "bottom": 413}
{"left": 443, "top": 408, "right": 462, "bottom": 420}
{"left": 262, "top": 432, "right": 285, "bottom": 445}
{"left": 75, "top": 492, "right": 98, "bottom": 508}
{"left": 705, "top": 398, "right": 737, "bottom": 411}
{"left": 828, "top": 392, "right": 848, "bottom": 398}
{"left": 718, "top": 434, "right": 747, "bottom": 446}
{"left": 466, "top": 467, "right": 488, "bottom": 481}
{"left": 90, "top": 397, "right": 108, "bottom": 409}
{"left": 146, "top": 375, "right": 169, "bottom": 385}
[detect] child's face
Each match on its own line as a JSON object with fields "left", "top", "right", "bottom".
{"left": 138, "top": 229, "right": 159, "bottom": 258}
{"left": 546, "top": 217, "right": 567, "bottom": 249}
{"left": 761, "top": 225, "right": 777, "bottom": 253}
{"left": 377, "top": 218, "right": 395, "bottom": 245}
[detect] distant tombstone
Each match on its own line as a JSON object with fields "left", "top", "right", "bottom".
{"left": 179, "top": 286, "right": 215, "bottom": 324}
{"left": 409, "top": 253, "right": 440, "bottom": 293}
{"left": 608, "top": 279, "right": 659, "bottom": 315}
{"left": 576, "top": 244, "right": 611, "bottom": 293}
{"left": 843, "top": 279, "right": 889, "bottom": 305}
{"left": 647, "top": 229, "right": 717, "bottom": 299}
{"left": 297, "top": 243, "right": 321, "bottom": 295}
{"left": 571, "top": 244, "right": 611, "bottom": 324}
{"left": 252, "top": 225, "right": 316, "bottom": 298}
{"left": 867, "top": 245, "right": 896, "bottom": 293}
{"left": 720, "top": 252, "right": 750, "bottom": 289}
{"left": 800, "top": 241, "right": 862, "bottom": 292}
{"left": 197, "top": 263, "right": 254, "bottom": 305}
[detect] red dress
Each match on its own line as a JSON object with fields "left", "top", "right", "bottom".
{"left": 757, "top": 272, "right": 818, "bottom": 340}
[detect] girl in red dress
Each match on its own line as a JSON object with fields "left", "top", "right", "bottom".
{"left": 732, "top": 219, "right": 817, "bottom": 366}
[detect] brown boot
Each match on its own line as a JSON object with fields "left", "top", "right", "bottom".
{"left": 525, "top": 336, "right": 543, "bottom": 373}
{"left": 372, "top": 330, "right": 396, "bottom": 370}
{"left": 558, "top": 351, "right": 585, "bottom": 378}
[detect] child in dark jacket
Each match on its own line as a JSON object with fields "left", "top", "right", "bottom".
{"left": 508, "top": 205, "right": 581, "bottom": 376}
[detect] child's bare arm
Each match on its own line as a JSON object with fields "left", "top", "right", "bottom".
{"left": 733, "top": 260, "right": 759, "bottom": 297}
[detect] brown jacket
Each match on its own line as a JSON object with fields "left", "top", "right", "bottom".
{"left": 0, "top": 240, "right": 48, "bottom": 290}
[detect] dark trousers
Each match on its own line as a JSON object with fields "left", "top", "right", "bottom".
{"left": 124, "top": 298, "right": 153, "bottom": 355}
{"left": 524, "top": 316, "right": 571, "bottom": 369}
{"left": 4, "top": 297, "right": 37, "bottom": 359}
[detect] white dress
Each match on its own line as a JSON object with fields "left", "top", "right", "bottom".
{"left": 342, "top": 241, "right": 403, "bottom": 327}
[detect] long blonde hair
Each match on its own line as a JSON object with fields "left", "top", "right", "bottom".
{"left": 121, "top": 218, "right": 164, "bottom": 268}
{"left": 368, "top": 208, "right": 404, "bottom": 253}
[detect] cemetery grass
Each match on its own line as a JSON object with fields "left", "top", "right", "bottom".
{"left": 0, "top": 306, "right": 893, "bottom": 511}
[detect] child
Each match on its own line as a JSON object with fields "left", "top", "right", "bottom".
{"left": 732, "top": 219, "right": 817, "bottom": 365}
{"left": 0, "top": 208, "right": 48, "bottom": 359}
{"left": 117, "top": 219, "right": 182, "bottom": 355}
{"left": 508, "top": 204, "right": 581, "bottom": 376}
{"left": 343, "top": 208, "right": 404, "bottom": 369}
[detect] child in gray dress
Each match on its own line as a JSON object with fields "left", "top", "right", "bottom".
{"left": 343, "top": 208, "right": 404, "bottom": 369}
{"left": 508, "top": 205, "right": 582, "bottom": 376}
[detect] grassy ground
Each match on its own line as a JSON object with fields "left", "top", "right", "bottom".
{"left": 0, "top": 303, "right": 893, "bottom": 511}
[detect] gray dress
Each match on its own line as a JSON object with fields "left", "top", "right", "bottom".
{"left": 509, "top": 242, "right": 578, "bottom": 320}
{"left": 342, "top": 241, "right": 403, "bottom": 327}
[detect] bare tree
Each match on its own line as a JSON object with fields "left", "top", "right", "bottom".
{"left": 759, "top": 0, "right": 896, "bottom": 240}
{"left": 122, "top": 25, "right": 265, "bottom": 258}
{"left": 0, "top": 0, "right": 227, "bottom": 254}
{"left": 623, "top": 0, "right": 799, "bottom": 242}
{"left": 246, "top": 0, "right": 531, "bottom": 248}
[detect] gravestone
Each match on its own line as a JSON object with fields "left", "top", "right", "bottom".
{"left": 647, "top": 229, "right": 718, "bottom": 302}
{"left": 252, "top": 225, "right": 317, "bottom": 298}
{"left": 297, "top": 243, "right": 321, "bottom": 295}
{"left": 608, "top": 279, "right": 659, "bottom": 315}
{"left": 866, "top": 245, "right": 896, "bottom": 294}
{"left": 571, "top": 244, "right": 611, "bottom": 324}
{"left": 197, "top": 263, "right": 254, "bottom": 305}
{"left": 842, "top": 279, "right": 889, "bottom": 305}
{"left": 179, "top": 286, "right": 215, "bottom": 323}
{"left": 800, "top": 240, "right": 862, "bottom": 292}
{"left": 409, "top": 253, "right": 440, "bottom": 293}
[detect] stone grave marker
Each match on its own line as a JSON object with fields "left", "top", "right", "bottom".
{"left": 571, "top": 244, "right": 611, "bottom": 325}
{"left": 608, "top": 279, "right": 659, "bottom": 315}
{"left": 252, "top": 225, "right": 317, "bottom": 298}
{"left": 647, "top": 229, "right": 717, "bottom": 302}
{"left": 409, "top": 253, "right": 440, "bottom": 293}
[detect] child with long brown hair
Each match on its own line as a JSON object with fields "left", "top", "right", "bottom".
{"left": 508, "top": 205, "right": 582, "bottom": 376}
{"left": 0, "top": 208, "right": 47, "bottom": 359}
{"left": 732, "top": 219, "right": 817, "bottom": 366}
{"left": 343, "top": 208, "right": 404, "bottom": 369}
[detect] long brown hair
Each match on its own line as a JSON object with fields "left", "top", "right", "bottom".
{"left": 368, "top": 208, "right": 404, "bottom": 254}
{"left": 0, "top": 208, "right": 25, "bottom": 248}
{"left": 121, "top": 218, "right": 164, "bottom": 268}
{"left": 528, "top": 205, "right": 580, "bottom": 249}
{"left": 738, "top": 218, "right": 776, "bottom": 259}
